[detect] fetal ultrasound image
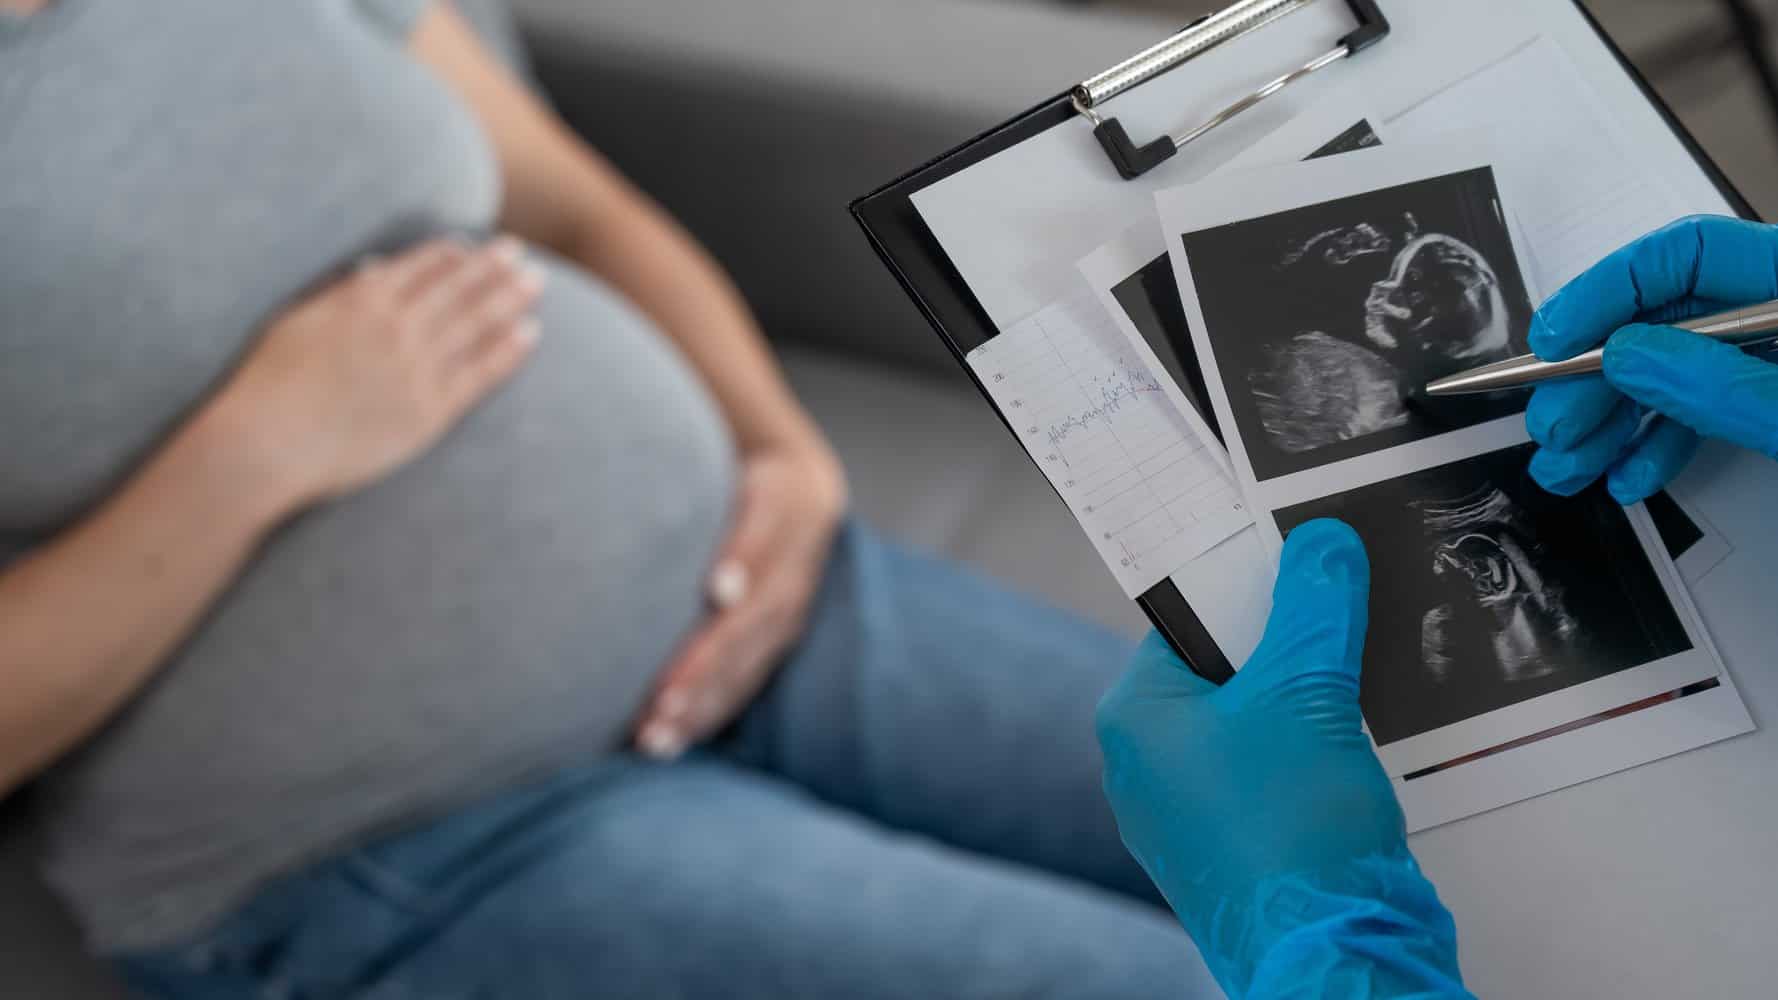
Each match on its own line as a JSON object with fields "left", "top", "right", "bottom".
{"left": 1107, "top": 120, "right": 1383, "bottom": 451}
{"left": 1275, "top": 444, "right": 1694, "bottom": 746}
{"left": 1182, "top": 166, "right": 1534, "bottom": 481}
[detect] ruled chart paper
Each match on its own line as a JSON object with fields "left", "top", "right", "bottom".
{"left": 966, "top": 291, "right": 1252, "bottom": 596}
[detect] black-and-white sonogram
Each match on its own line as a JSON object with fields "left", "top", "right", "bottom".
{"left": 1183, "top": 167, "right": 1534, "bottom": 481}
{"left": 1275, "top": 444, "right": 1694, "bottom": 746}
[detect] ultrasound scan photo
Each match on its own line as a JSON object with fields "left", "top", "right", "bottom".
{"left": 1107, "top": 119, "right": 1383, "bottom": 450}
{"left": 1182, "top": 167, "right": 1535, "bottom": 481}
{"left": 1274, "top": 444, "right": 1694, "bottom": 746}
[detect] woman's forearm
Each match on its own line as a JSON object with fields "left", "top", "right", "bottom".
{"left": 568, "top": 191, "right": 821, "bottom": 452}
{"left": 0, "top": 397, "right": 295, "bottom": 795}
{"left": 407, "top": 5, "right": 821, "bottom": 454}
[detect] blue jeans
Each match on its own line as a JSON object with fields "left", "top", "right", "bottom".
{"left": 117, "top": 524, "right": 1217, "bottom": 998}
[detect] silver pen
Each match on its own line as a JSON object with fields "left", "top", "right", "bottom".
{"left": 1423, "top": 299, "right": 1778, "bottom": 396}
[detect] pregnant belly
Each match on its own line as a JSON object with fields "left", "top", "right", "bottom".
{"left": 37, "top": 257, "right": 736, "bottom": 865}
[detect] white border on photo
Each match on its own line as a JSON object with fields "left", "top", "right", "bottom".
{"left": 1399, "top": 676, "right": 1753, "bottom": 832}
{"left": 1157, "top": 134, "right": 1543, "bottom": 528}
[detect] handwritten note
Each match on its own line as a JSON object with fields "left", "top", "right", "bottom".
{"left": 967, "top": 291, "right": 1252, "bottom": 596}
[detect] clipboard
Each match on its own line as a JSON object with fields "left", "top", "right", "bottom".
{"left": 849, "top": 0, "right": 1757, "bottom": 684}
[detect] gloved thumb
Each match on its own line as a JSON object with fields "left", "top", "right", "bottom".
{"left": 1605, "top": 324, "right": 1778, "bottom": 458}
{"left": 1234, "top": 519, "right": 1370, "bottom": 694}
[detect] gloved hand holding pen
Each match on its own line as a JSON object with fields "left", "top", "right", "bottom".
{"left": 1526, "top": 215, "right": 1778, "bottom": 501}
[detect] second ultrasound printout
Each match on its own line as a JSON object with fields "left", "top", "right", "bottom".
{"left": 1156, "top": 137, "right": 1733, "bottom": 778}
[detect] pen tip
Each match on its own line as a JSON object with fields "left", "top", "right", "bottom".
{"left": 1403, "top": 382, "right": 1484, "bottom": 425}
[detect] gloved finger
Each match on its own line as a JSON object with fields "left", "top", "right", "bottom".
{"left": 1116, "top": 631, "right": 1221, "bottom": 699}
{"left": 1636, "top": 295, "right": 1740, "bottom": 326}
{"left": 1605, "top": 323, "right": 1778, "bottom": 457}
{"left": 1527, "top": 397, "right": 1643, "bottom": 496}
{"left": 1094, "top": 632, "right": 1218, "bottom": 765}
{"left": 1233, "top": 519, "right": 1369, "bottom": 694}
{"left": 1525, "top": 374, "right": 1621, "bottom": 449}
{"left": 1532, "top": 216, "right": 1778, "bottom": 361}
{"left": 1605, "top": 417, "right": 1702, "bottom": 504}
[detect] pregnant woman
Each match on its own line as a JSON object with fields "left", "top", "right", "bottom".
{"left": 0, "top": 2, "right": 1210, "bottom": 996}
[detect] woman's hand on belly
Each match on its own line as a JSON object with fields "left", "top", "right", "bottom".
{"left": 211, "top": 238, "right": 543, "bottom": 508}
{"left": 634, "top": 439, "right": 848, "bottom": 758}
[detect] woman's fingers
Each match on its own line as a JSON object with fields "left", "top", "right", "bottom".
{"left": 682, "top": 574, "right": 805, "bottom": 739}
{"left": 705, "top": 466, "right": 785, "bottom": 609}
{"left": 410, "top": 238, "right": 524, "bottom": 333}
{"left": 436, "top": 263, "right": 544, "bottom": 363}
{"left": 638, "top": 616, "right": 739, "bottom": 758}
{"left": 352, "top": 237, "right": 541, "bottom": 417}
{"left": 381, "top": 238, "right": 472, "bottom": 300}
{"left": 638, "top": 514, "right": 813, "bottom": 756}
{"left": 440, "top": 316, "right": 539, "bottom": 413}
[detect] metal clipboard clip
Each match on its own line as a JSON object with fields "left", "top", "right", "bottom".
{"left": 1074, "top": 0, "right": 1391, "bottom": 180}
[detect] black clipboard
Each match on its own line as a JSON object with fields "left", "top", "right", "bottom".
{"left": 849, "top": 0, "right": 1758, "bottom": 684}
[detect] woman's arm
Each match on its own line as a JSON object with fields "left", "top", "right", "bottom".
{"left": 0, "top": 241, "right": 540, "bottom": 796}
{"left": 409, "top": 4, "right": 824, "bottom": 456}
{"left": 0, "top": 402, "right": 295, "bottom": 795}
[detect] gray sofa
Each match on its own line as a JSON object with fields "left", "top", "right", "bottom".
{"left": 1, "top": 1, "right": 1181, "bottom": 994}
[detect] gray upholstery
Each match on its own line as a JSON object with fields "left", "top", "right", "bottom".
{"left": 512, "top": 0, "right": 1177, "bottom": 376}
{"left": 0, "top": 1, "right": 1170, "bottom": 994}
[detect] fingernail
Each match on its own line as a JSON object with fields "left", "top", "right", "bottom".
{"left": 709, "top": 561, "right": 749, "bottom": 609}
{"left": 640, "top": 724, "right": 686, "bottom": 760}
{"left": 658, "top": 688, "right": 689, "bottom": 719}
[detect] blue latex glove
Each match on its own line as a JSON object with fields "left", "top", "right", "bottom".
{"left": 1527, "top": 215, "right": 1778, "bottom": 502}
{"left": 1097, "top": 520, "right": 1469, "bottom": 999}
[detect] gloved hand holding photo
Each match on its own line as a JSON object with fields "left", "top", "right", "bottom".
{"left": 1096, "top": 520, "right": 1471, "bottom": 999}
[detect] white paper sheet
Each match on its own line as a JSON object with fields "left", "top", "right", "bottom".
{"left": 1387, "top": 37, "right": 1687, "bottom": 294}
{"left": 964, "top": 291, "right": 1250, "bottom": 596}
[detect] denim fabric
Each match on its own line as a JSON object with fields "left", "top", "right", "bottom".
{"left": 117, "top": 524, "right": 1218, "bottom": 998}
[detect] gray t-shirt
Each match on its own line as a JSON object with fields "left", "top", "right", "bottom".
{"left": 0, "top": 0, "right": 735, "bottom": 951}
